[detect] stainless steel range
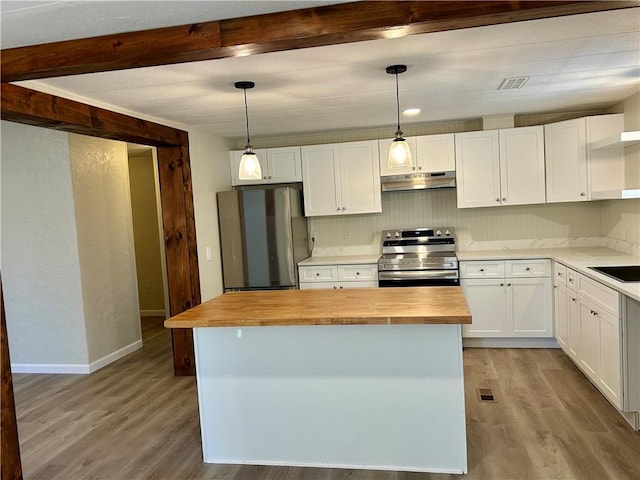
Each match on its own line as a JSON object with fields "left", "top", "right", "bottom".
{"left": 378, "top": 228, "right": 459, "bottom": 287}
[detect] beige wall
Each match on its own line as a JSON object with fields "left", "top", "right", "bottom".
{"left": 128, "top": 151, "right": 166, "bottom": 313}
{"left": 69, "top": 133, "right": 141, "bottom": 364}
{"left": 607, "top": 91, "right": 640, "bottom": 189}
{"left": 188, "top": 128, "right": 232, "bottom": 302}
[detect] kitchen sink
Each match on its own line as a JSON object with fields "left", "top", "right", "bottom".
{"left": 588, "top": 265, "right": 640, "bottom": 283}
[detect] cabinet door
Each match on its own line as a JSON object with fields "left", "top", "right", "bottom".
{"left": 499, "top": 126, "right": 546, "bottom": 206}
{"left": 338, "top": 265, "right": 378, "bottom": 282}
{"left": 461, "top": 279, "right": 507, "bottom": 337}
{"left": 544, "top": 118, "right": 588, "bottom": 203}
{"left": 578, "top": 300, "right": 599, "bottom": 381}
{"left": 298, "top": 265, "right": 338, "bottom": 282}
{"left": 508, "top": 277, "right": 553, "bottom": 337}
{"left": 301, "top": 144, "right": 341, "bottom": 216}
{"left": 339, "top": 140, "right": 382, "bottom": 215}
{"left": 378, "top": 137, "right": 417, "bottom": 176}
{"left": 567, "top": 293, "right": 580, "bottom": 361}
{"left": 455, "top": 130, "right": 501, "bottom": 208}
{"left": 266, "top": 146, "right": 302, "bottom": 183}
{"left": 229, "top": 149, "right": 268, "bottom": 186}
{"left": 598, "top": 309, "right": 622, "bottom": 409}
{"left": 554, "top": 283, "right": 568, "bottom": 350}
{"left": 415, "top": 133, "right": 455, "bottom": 173}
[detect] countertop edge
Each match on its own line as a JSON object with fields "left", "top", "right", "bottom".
{"left": 165, "top": 316, "right": 471, "bottom": 328}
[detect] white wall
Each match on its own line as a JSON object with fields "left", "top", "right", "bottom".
{"left": 68, "top": 133, "right": 141, "bottom": 364}
{"left": 1, "top": 121, "right": 90, "bottom": 368}
{"left": 188, "top": 128, "right": 232, "bottom": 301}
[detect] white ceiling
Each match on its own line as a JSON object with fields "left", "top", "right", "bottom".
{"left": 2, "top": 2, "right": 639, "bottom": 141}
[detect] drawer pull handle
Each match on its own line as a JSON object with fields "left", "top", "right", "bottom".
{"left": 316, "top": 272, "right": 320, "bottom": 276}
{"left": 480, "top": 268, "right": 484, "bottom": 272}
{"left": 526, "top": 267, "right": 530, "bottom": 271}
{"left": 507, "top": 283, "right": 512, "bottom": 287}
{"left": 356, "top": 272, "right": 360, "bottom": 275}
{"left": 500, "top": 283, "right": 504, "bottom": 287}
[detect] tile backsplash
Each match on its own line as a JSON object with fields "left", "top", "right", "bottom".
{"left": 309, "top": 189, "right": 639, "bottom": 257}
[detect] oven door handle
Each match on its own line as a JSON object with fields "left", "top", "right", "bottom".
{"left": 378, "top": 270, "right": 459, "bottom": 280}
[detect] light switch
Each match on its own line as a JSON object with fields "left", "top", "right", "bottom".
{"left": 205, "top": 246, "right": 212, "bottom": 261}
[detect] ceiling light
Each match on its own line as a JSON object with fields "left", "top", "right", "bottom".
{"left": 403, "top": 108, "right": 421, "bottom": 117}
{"left": 386, "top": 65, "right": 413, "bottom": 169}
{"left": 235, "top": 81, "right": 262, "bottom": 180}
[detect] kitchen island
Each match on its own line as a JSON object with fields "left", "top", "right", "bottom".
{"left": 165, "top": 287, "right": 472, "bottom": 474}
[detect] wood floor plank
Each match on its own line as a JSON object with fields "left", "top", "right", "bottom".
{"left": 12, "top": 319, "right": 640, "bottom": 479}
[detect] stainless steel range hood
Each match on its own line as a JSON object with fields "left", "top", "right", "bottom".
{"left": 381, "top": 171, "right": 456, "bottom": 192}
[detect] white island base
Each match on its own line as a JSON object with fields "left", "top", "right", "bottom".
{"left": 194, "top": 323, "right": 467, "bottom": 474}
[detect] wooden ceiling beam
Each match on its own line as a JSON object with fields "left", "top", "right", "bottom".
{"left": 2, "top": 1, "right": 638, "bottom": 83}
{"left": 0, "top": 83, "right": 186, "bottom": 147}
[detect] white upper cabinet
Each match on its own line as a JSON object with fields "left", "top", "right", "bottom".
{"left": 230, "top": 146, "right": 302, "bottom": 186}
{"left": 301, "top": 140, "right": 381, "bottom": 216}
{"left": 455, "top": 130, "right": 501, "bottom": 208}
{"left": 545, "top": 118, "right": 588, "bottom": 202}
{"left": 379, "top": 133, "right": 455, "bottom": 176}
{"left": 498, "top": 126, "right": 546, "bottom": 206}
{"left": 544, "top": 114, "right": 624, "bottom": 203}
{"left": 455, "top": 126, "right": 545, "bottom": 208}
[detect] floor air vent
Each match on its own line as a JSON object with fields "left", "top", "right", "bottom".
{"left": 477, "top": 388, "right": 496, "bottom": 402}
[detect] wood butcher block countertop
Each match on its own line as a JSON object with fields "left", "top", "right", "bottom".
{"left": 164, "top": 286, "right": 471, "bottom": 328}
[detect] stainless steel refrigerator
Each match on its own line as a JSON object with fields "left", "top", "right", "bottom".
{"left": 217, "top": 187, "right": 309, "bottom": 291}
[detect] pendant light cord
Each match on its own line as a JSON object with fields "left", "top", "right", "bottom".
{"left": 395, "top": 72, "right": 401, "bottom": 132}
{"left": 243, "top": 88, "right": 251, "bottom": 145}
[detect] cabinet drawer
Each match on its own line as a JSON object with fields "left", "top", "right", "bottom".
{"left": 505, "top": 259, "right": 551, "bottom": 277}
{"left": 577, "top": 273, "right": 619, "bottom": 316}
{"left": 460, "top": 261, "right": 505, "bottom": 278}
{"left": 338, "top": 264, "right": 378, "bottom": 282}
{"left": 567, "top": 269, "right": 578, "bottom": 290}
{"left": 554, "top": 262, "right": 567, "bottom": 285}
{"left": 298, "top": 265, "right": 338, "bottom": 282}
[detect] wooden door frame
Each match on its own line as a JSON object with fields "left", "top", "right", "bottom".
{"left": 1, "top": 83, "right": 199, "bottom": 377}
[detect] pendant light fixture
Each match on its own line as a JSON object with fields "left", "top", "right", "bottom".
{"left": 235, "top": 81, "right": 262, "bottom": 180}
{"left": 386, "top": 65, "right": 413, "bottom": 169}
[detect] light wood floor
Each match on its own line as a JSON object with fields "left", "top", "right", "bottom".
{"left": 13, "top": 317, "right": 640, "bottom": 480}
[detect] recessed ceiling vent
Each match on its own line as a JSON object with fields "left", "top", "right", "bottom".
{"left": 497, "top": 76, "right": 530, "bottom": 90}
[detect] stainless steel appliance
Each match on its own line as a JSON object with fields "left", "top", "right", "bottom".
{"left": 217, "top": 187, "right": 309, "bottom": 291}
{"left": 381, "top": 171, "right": 456, "bottom": 192}
{"left": 378, "top": 228, "right": 459, "bottom": 287}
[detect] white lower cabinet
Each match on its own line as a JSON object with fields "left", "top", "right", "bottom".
{"left": 552, "top": 261, "right": 622, "bottom": 410}
{"left": 461, "top": 259, "right": 552, "bottom": 338}
{"left": 299, "top": 264, "right": 378, "bottom": 290}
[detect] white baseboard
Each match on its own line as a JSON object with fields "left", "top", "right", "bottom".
{"left": 463, "top": 337, "right": 560, "bottom": 348}
{"left": 11, "top": 363, "right": 91, "bottom": 374}
{"left": 88, "top": 339, "right": 143, "bottom": 373}
{"left": 11, "top": 339, "right": 143, "bottom": 375}
{"left": 140, "top": 309, "right": 166, "bottom": 317}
